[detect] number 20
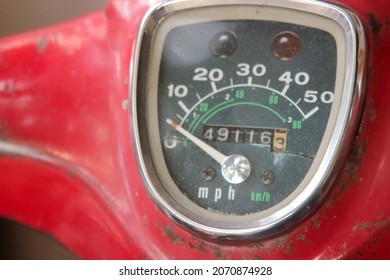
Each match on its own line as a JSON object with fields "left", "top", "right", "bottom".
{"left": 193, "top": 67, "right": 223, "bottom": 81}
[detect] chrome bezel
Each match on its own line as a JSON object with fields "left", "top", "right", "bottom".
{"left": 131, "top": 0, "right": 366, "bottom": 239}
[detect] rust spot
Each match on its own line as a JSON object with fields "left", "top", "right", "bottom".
{"left": 283, "top": 243, "right": 295, "bottom": 255}
{"left": 311, "top": 214, "right": 321, "bottom": 229}
{"left": 213, "top": 246, "right": 223, "bottom": 259}
{"left": 368, "top": 13, "right": 382, "bottom": 35}
{"left": 248, "top": 240, "right": 266, "bottom": 250}
{"left": 332, "top": 99, "right": 375, "bottom": 192}
{"left": 344, "top": 142, "right": 366, "bottom": 179}
{"left": 338, "top": 139, "right": 367, "bottom": 191}
{"left": 353, "top": 222, "right": 371, "bottom": 231}
{"left": 162, "top": 225, "right": 184, "bottom": 244}
{"left": 374, "top": 220, "right": 390, "bottom": 228}
{"left": 324, "top": 197, "right": 335, "bottom": 209}
{"left": 249, "top": 233, "right": 295, "bottom": 256}
{"left": 269, "top": 234, "right": 296, "bottom": 256}
{"left": 364, "top": 98, "right": 377, "bottom": 124}
{"left": 188, "top": 242, "right": 209, "bottom": 253}
{"left": 353, "top": 220, "right": 390, "bottom": 231}
{"left": 296, "top": 233, "right": 306, "bottom": 241}
{"left": 273, "top": 235, "right": 289, "bottom": 248}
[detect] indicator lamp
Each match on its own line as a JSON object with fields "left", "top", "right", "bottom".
{"left": 272, "top": 31, "right": 301, "bottom": 60}
{"left": 209, "top": 31, "right": 238, "bottom": 58}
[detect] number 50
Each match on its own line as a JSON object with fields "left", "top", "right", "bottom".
{"left": 304, "top": 90, "right": 334, "bottom": 104}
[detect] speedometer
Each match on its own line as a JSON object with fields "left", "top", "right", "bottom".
{"left": 132, "top": 0, "right": 366, "bottom": 239}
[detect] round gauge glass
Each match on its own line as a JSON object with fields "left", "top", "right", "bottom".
{"left": 133, "top": 0, "right": 365, "bottom": 239}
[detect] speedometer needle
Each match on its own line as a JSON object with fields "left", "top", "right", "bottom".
{"left": 166, "top": 118, "right": 226, "bottom": 165}
{"left": 166, "top": 118, "right": 251, "bottom": 184}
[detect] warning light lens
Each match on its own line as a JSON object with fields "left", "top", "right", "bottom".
{"left": 209, "top": 31, "right": 238, "bottom": 58}
{"left": 272, "top": 31, "right": 301, "bottom": 60}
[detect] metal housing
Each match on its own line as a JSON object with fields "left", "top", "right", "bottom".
{"left": 132, "top": 0, "right": 366, "bottom": 239}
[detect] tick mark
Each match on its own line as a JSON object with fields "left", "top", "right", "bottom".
{"left": 211, "top": 82, "right": 218, "bottom": 92}
{"left": 178, "top": 101, "right": 191, "bottom": 114}
{"left": 304, "top": 106, "right": 319, "bottom": 119}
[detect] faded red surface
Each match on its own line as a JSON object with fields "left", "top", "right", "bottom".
{"left": 0, "top": 0, "right": 389, "bottom": 259}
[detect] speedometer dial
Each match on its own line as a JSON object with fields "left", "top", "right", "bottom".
{"left": 132, "top": 0, "right": 366, "bottom": 239}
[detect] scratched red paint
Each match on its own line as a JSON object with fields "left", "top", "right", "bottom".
{"left": 0, "top": 0, "right": 389, "bottom": 259}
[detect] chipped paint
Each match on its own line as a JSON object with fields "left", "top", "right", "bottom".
{"left": 141, "top": 214, "right": 149, "bottom": 226}
{"left": 37, "top": 38, "right": 48, "bottom": 53}
{"left": 0, "top": 79, "right": 15, "bottom": 94}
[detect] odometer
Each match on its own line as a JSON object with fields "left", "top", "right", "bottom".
{"left": 132, "top": 0, "right": 366, "bottom": 239}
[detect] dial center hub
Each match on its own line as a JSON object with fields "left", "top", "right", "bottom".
{"left": 221, "top": 154, "right": 251, "bottom": 184}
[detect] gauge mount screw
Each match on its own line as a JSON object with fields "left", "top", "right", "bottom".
{"left": 202, "top": 167, "right": 216, "bottom": 181}
{"left": 261, "top": 171, "right": 275, "bottom": 185}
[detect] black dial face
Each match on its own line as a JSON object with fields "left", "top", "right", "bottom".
{"left": 158, "top": 20, "right": 336, "bottom": 216}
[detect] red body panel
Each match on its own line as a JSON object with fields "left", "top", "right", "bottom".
{"left": 0, "top": 0, "right": 389, "bottom": 259}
